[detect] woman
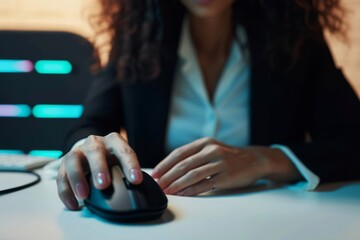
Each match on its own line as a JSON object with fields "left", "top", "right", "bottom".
{"left": 57, "top": 0, "right": 360, "bottom": 210}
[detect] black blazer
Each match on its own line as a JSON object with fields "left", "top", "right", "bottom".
{"left": 65, "top": 6, "right": 360, "bottom": 183}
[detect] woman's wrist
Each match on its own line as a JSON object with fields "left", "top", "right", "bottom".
{"left": 261, "top": 148, "right": 303, "bottom": 183}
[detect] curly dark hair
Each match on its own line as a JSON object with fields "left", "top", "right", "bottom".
{"left": 92, "top": 0, "right": 346, "bottom": 81}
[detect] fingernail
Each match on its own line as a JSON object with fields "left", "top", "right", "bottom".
{"left": 163, "top": 188, "right": 171, "bottom": 194}
{"left": 130, "top": 168, "right": 142, "bottom": 182}
{"left": 96, "top": 172, "right": 108, "bottom": 186}
{"left": 157, "top": 180, "right": 165, "bottom": 189}
{"left": 177, "top": 191, "right": 185, "bottom": 196}
{"left": 151, "top": 169, "right": 159, "bottom": 178}
{"left": 66, "top": 198, "right": 78, "bottom": 210}
{"left": 75, "top": 183, "right": 87, "bottom": 199}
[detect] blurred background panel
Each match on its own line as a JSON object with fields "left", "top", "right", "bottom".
{"left": 0, "top": 0, "right": 98, "bottom": 156}
{"left": 0, "top": 0, "right": 359, "bottom": 94}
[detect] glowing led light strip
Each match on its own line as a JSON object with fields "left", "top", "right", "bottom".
{"left": 0, "top": 104, "right": 32, "bottom": 117}
{"left": 0, "top": 59, "right": 72, "bottom": 74}
{"left": 29, "top": 150, "right": 62, "bottom": 158}
{"left": 0, "top": 150, "right": 62, "bottom": 158}
{"left": 0, "top": 60, "right": 34, "bottom": 73}
{"left": 35, "top": 60, "right": 72, "bottom": 74}
{"left": 0, "top": 150, "right": 24, "bottom": 155}
{"left": 32, "top": 104, "right": 83, "bottom": 118}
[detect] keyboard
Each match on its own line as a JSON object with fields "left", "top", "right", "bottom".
{"left": 0, "top": 154, "right": 56, "bottom": 171}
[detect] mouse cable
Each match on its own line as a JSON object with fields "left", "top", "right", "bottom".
{"left": 0, "top": 170, "right": 41, "bottom": 195}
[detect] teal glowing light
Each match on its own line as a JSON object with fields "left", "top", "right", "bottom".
{"left": 32, "top": 104, "right": 83, "bottom": 118}
{"left": 0, "top": 59, "right": 33, "bottom": 73}
{"left": 0, "top": 150, "right": 24, "bottom": 155}
{"left": 0, "top": 104, "right": 31, "bottom": 117}
{"left": 34, "top": 60, "right": 72, "bottom": 74}
{"left": 29, "top": 150, "right": 63, "bottom": 158}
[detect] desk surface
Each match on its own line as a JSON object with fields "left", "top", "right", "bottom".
{"left": 1, "top": 170, "right": 359, "bottom": 240}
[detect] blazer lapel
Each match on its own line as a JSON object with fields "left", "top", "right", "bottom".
{"left": 122, "top": 7, "right": 184, "bottom": 167}
{"left": 244, "top": 17, "right": 274, "bottom": 145}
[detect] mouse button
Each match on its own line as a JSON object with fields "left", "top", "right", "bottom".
{"left": 105, "top": 166, "right": 138, "bottom": 211}
{"left": 111, "top": 165, "right": 125, "bottom": 180}
{"left": 86, "top": 176, "right": 114, "bottom": 211}
{"left": 131, "top": 172, "right": 168, "bottom": 209}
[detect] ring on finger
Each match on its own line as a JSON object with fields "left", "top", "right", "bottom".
{"left": 207, "top": 175, "right": 216, "bottom": 191}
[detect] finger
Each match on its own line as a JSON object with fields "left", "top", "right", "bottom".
{"left": 176, "top": 174, "right": 219, "bottom": 196}
{"left": 152, "top": 137, "right": 216, "bottom": 178}
{"left": 156, "top": 147, "right": 214, "bottom": 189}
{"left": 82, "top": 135, "right": 111, "bottom": 189}
{"left": 63, "top": 149, "right": 90, "bottom": 200}
{"left": 104, "top": 132, "right": 143, "bottom": 184}
{"left": 164, "top": 161, "right": 222, "bottom": 195}
{"left": 57, "top": 159, "right": 80, "bottom": 210}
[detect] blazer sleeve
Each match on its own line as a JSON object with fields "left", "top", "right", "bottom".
{"left": 63, "top": 63, "right": 123, "bottom": 153}
{"left": 286, "top": 39, "right": 360, "bottom": 183}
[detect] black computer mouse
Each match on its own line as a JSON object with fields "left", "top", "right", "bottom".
{"left": 84, "top": 165, "right": 168, "bottom": 222}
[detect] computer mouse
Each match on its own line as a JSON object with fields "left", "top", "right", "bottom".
{"left": 84, "top": 165, "right": 168, "bottom": 222}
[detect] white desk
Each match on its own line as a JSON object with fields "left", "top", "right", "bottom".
{"left": 1, "top": 170, "right": 359, "bottom": 240}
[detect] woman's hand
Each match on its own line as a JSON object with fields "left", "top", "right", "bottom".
{"left": 56, "top": 132, "right": 143, "bottom": 210}
{"left": 152, "top": 137, "right": 302, "bottom": 196}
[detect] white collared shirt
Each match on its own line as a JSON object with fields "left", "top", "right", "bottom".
{"left": 165, "top": 18, "right": 320, "bottom": 191}
{"left": 166, "top": 19, "right": 250, "bottom": 151}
